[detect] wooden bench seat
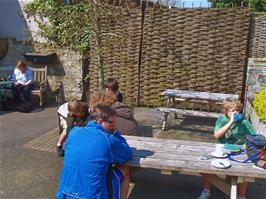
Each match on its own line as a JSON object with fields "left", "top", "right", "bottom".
{"left": 0, "top": 66, "right": 48, "bottom": 106}
{"left": 158, "top": 89, "right": 240, "bottom": 130}
{"left": 157, "top": 107, "right": 221, "bottom": 118}
{"left": 157, "top": 107, "right": 221, "bottom": 130}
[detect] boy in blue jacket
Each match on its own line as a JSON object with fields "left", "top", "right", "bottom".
{"left": 56, "top": 105, "right": 133, "bottom": 199}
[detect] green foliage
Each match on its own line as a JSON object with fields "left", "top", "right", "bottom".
{"left": 25, "top": 0, "right": 92, "bottom": 55}
{"left": 209, "top": 0, "right": 266, "bottom": 11}
{"left": 253, "top": 87, "right": 266, "bottom": 122}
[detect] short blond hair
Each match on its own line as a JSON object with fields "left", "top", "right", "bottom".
{"left": 222, "top": 100, "right": 243, "bottom": 114}
{"left": 89, "top": 90, "right": 116, "bottom": 112}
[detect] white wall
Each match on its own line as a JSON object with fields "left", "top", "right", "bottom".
{"left": 0, "top": 0, "right": 44, "bottom": 42}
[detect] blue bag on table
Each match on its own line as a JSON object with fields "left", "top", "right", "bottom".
{"left": 227, "top": 134, "right": 266, "bottom": 169}
{"left": 246, "top": 134, "right": 266, "bottom": 169}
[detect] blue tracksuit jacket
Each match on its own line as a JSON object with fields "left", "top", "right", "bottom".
{"left": 56, "top": 121, "right": 133, "bottom": 199}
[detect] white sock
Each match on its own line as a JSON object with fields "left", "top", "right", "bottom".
{"left": 57, "top": 144, "right": 61, "bottom": 147}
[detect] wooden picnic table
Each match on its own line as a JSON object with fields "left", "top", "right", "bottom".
{"left": 124, "top": 135, "right": 266, "bottom": 199}
{"left": 158, "top": 89, "right": 240, "bottom": 130}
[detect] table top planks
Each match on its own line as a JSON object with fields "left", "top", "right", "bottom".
{"left": 124, "top": 136, "right": 266, "bottom": 179}
{"left": 161, "top": 89, "right": 239, "bottom": 101}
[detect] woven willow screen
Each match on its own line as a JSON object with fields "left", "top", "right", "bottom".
{"left": 89, "top": 4, "right": 142, "bottom": 104}
{"left": 90, "top": 6, "right": 251, "bottom": 105}
{"left": 250, "top": 14, "right": 266, "bottom": 58}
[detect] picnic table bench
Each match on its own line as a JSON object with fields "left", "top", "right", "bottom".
{"left": 157, "top": 89, "right": 239, "bottom": 130}
{"left": 124, "top": 135, "right": 266, "bottom": 199}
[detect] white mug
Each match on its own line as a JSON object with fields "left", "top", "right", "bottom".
{"left": 215, "top": 144, "right": 224, "bottom": 156}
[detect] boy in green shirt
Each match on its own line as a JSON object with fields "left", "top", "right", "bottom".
{"left": 198, "top": 100, "right": 256, "bottom": 199}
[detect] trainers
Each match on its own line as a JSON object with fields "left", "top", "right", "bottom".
{"left": 198, "top": 189, "right": 211, "bottom": 199}
{"left": 56, "top": 146, "right": 64, "bottom": 157}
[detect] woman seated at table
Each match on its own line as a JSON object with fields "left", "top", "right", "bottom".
{"left": 11, "top": 60, "right": 34, "bottom": 104}
{"left": 198, "top": 100, "right": 256, "bottom": 199}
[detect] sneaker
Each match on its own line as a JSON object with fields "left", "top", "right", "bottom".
{"left": 198, "top": 189, "right": 211, "bottom": 199}
{"left": 56, "top": 146, "right": 64, "bottom": 157}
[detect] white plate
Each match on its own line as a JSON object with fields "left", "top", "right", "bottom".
{"left": 211, "top": 151, "right": 227, "bottom": 158}
{"left": 211, "top": 159, "right": 231, "bottom": 169}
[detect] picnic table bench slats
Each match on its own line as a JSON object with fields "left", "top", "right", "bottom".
{"left": 157, "top": 107, "right": 221, "bottom": 118}
{"left": 158, "top": 89, "right": 239, "bottom": 130}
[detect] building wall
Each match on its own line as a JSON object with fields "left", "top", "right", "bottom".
{"left": 0, "top": 0, "right": 83, "bottom": 101}
{"left": 0, "top": 39, "right": 83, "bottom": 101}
{"left": 0, "top": 0, "right": 42, "bottom": 42}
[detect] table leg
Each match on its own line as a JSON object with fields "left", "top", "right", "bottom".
{"left": 230, "top": 176, "right": 237, "bottom": 199}
{"left": 162, "top": 112, "right": 169, "bottom": 131}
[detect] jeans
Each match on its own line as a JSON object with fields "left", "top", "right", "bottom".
{"left": 12, "top": 83, "right": 34, "bottom": 103}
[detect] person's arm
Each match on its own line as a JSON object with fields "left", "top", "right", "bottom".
{"left": 108, "top": 130, "right": 133, "bottom": 164}
{"left": 11, "top": 68, "right": 19, "bottom": 84}
{"left": 243, "top": 120, "right": 257, "bottom": 135}
{"left": 214, "top": 113, "right": 235, "bottom": 139}
{"left": 66, "top": 115, "right": 75, "bottom": 135}
{"left": 24, "top": 67, "right": 33, "bottom": 86}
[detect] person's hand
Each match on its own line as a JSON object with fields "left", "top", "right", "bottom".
{"left": 229, "top": 111, "right": 237, "bottom": 122}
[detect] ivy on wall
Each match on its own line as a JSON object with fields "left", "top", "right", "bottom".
{"left": 25, "top": 0, "right": 92, "bottom": 55}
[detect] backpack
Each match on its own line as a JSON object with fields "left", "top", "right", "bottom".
{"left": 228, "top": 134, "right": 266, "bottom": 169}
{"left": 246, "top": 134, "right": 266, "bottom": 169}
{"left": 16, "top": 101, "right": 33, "bottom": 113}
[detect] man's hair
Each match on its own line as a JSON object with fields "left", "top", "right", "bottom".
{"left": 89, "top": 90, "right": 116, "bottom": 112}
{"left": 104, "top": 78, "right": 119, "bottom": 92}
{"left": 222, "top": 100, "right": 243, "bottom": 114}
{"left": 90, "top": 104, "right": 116, "bottom": 121}
{"left": 68, "top": 99, "right": 82, "bottom": 115}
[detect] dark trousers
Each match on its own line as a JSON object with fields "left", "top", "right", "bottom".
{"left": 12, "top": 83, "right": 34, "bottom": 103}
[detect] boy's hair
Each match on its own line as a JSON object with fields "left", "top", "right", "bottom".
{"left": 104, "top": 78, "right": 119, "bottom": 92}
{"left": 222, "top": 100, "right": 243, "bottom": 114}
{"left": 68, "top": 99, "right": 82, "bottom": 115}
{"left": 89, "top": 90, "right": 116, "bottom": 112}
{"left": 90, "top": 104, "right": 116, "bottom": 121}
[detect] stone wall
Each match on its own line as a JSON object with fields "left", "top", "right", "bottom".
{"left": 246, "top": 59, "right": 266, "bottom": 100}
{"left": 47, "top": 48, "right": 83, "bottom": 101}
{"left": 244, "top": 100, "right": 266, "bottom": 135}
{"left": 0, "top": 38, "right": 83, "bottom": 102}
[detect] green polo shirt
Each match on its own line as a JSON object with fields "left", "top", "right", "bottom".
{"left": 214, "top": 114, "right": 256, "bottom": 145}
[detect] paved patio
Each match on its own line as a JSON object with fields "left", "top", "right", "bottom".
{"left": 0, "top": 105, "right": 265, "bottom": 199}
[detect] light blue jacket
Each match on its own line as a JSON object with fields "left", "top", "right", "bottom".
{"left": 56, "top": 121, "right": 133, "bottom": 199}
{"left": 12, "top": 67, "right": 33, "bottom": 85}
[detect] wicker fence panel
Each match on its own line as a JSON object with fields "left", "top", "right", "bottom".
{"left": 140, "top": 8, "right": 250, "bottom": 105}
{"left": 90, "top": 5, "right": 250, "bottom": 106}
{"left": 89, "top": 5, "right": 142, "bottom": 104}
{"left": 250, "top": 14, "right": 266, "bottom": 58}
